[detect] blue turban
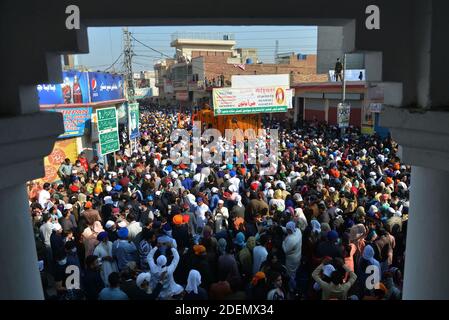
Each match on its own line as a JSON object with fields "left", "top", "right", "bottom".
{"left": 230, "top": 170, "right": 236, "bottom": 177}
{"left": 327, "top": 230, "right": 339, "bottom": 241}
{"left": 234, "top": 232, "right": 246, "bottom": 247}
{"left": 97, "top": 231, "right": 108, "bottom": 241}
{"left": 285, "top": 199, "right": 295, "bottom": 209}
{"left": 117, "top": 227, "right": 129, "bottom": 239}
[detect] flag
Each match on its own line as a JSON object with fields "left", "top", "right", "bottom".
{"left": 234, "top": 64, "right": 246, "bottom": 71}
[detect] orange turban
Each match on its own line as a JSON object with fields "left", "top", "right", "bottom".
{"left": 172, "top": 214, "right": 183, "bottom": 225}
{"left": 251, "top": 272, "right": 266, "bottom": 286}
{"left": 385, "top": 177, "right": 393, "bottom": 185}
{"left": 234, "top": 217, "right": 245, "bottom": 230}
{"left": 193, "top": 245, "right": 206, "bottom": 256}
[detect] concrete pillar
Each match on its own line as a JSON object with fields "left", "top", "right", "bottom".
{"left": 402, "top": 166, "right": 449, "bottom": 299}
{"left": 381, "top": 107, "right": 449, "bottom": 299}
{"left": 0, "top": 184, "right": 44, "bottom": 299}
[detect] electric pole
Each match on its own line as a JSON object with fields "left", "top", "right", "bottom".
{"left": 123, "top": 27, "right": 135, "bottom": 103}
{"left": 123, "top": 27, "right": 136, "bottom": 156}
{"left": 275, "top": 40, "right": 279, "bottom": 62}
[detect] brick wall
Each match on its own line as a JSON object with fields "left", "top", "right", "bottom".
{"left": 189, "top": 51, "right": 327, "bottom": 85}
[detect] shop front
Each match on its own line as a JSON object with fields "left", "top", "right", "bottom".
{"left": 36, "top": 70, "right": 125, "bottom": 182}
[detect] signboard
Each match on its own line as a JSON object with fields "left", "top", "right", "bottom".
{"left": 96, "top": 107, "right": 120, "bottom": 155}
{"left": 88, "top": 72, "right": 124, "bottom": 102}
{"left": 38, "top": 139, "right": 79, "bottom": 183}
{"left": 337, "top": 103, "right": 351, "bottom": 128}
{"left": 135, "top": 87, "right": 153, "bottom": 99}
{"left": 176, "top": 91, "right": 189, "bottom": 101}
{"left": 37, "top": 71, "right": 89, "bottom": 105}
{"left": 128, "top": 102, "right": 140, "bottom": 140}
{"left": 46, "top": 107, "right": 92, "bottom": 138}
{"left": 287, "top": 89, "right": 294, "bottom": 109}
{"left": 329, "top": 69, "right": 365, "bottom": 82}
{"left": 369, "top": 103, "right": 383, "bottom": 113}
{"left": 164, "top": 79, "right": 174, "bottom": 93}
{"left": 231, "top": 74, "right": 290, "bottom": 88}
{"left": 213, "top": 87, "right": 289, "bottom": 115}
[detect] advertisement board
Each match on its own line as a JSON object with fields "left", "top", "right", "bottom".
{"left": 213, "top": 87, "right": 289, "bottom": 115}
{"left": 329, "top": 69, "right": 365, "bottom": 82}
{"left": 287, "top": 89, "right": 294, "bottom": 109}
{"left": 46, "top": 107, "right": 92, "bottom": 138}
{"left": 88, "top": 72, "right": 124, "bottom": 102}
{"left": 369, "top": 103, "right": 383, "bottom": 113}
{"left": 135, "top": 87, "right": 153, "bottom": 99}
{"left": 337, "top": 103, "right": 351, "bottom": 128}
{"left": 37, "top": 71, "right": 89, "bottom": 105}
{"left": 38, "top": 139, "right": 79, "bottom": 183}
{"left": 128, "top": 102, "right": 140, "bottom": 140}
{"left": 96, "top": 107, "right": 120, "bottom": 155}
{"left": 176, "top": 91, "right": 189, "bottom": 101}
{"left": 231, "top": 74, "right": 290, "bottom": 88}
{"left": 164, "top": 79, "right": 174, "bottom": 94}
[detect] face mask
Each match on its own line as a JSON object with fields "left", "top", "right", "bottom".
{"left": 71, "top": 247, "right": 77, "bottom": 253}
{"left": 58, "top": 258, "right": 67, "bottom": 266}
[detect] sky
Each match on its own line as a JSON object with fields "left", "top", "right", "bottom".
{"left": 76, "top": 25, "right": 318, "bottom": 73}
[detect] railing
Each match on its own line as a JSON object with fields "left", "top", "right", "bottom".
{"left": 171, "top": 32, "right": 235, "bottom": 42}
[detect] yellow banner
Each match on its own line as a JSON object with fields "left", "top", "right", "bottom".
{"left": 37, "top": 138, "right": 79, "bottom": 183}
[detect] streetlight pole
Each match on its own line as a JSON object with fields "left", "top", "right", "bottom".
{"left": 342, "top": 53, "right": 347, "bottom": 103}
{"left": 340, "top": 53, "right": 347, "bottom": 137}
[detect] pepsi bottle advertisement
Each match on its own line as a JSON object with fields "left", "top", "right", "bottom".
{"left": 37, "top": 71, "right": 89, "bottom": 105}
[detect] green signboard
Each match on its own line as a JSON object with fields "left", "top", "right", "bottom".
{"left": 96, "top": 107, "right": 120, "bottom": 156}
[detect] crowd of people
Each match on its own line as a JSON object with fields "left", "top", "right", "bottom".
{"left": 28, "top": 104, "right": 408, "bottom": 300}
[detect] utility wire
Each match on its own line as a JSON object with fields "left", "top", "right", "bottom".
{"left": 130, "top": 34, "right": 173, "bottom": 59}
{"left": 131, "top": 28, "right": 316, "bottom": 35}
{"left": 104, "top": 52, "right": 124, "bottom": 72}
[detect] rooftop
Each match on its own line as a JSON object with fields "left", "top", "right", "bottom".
{"left": 171, "top": 32, "right": 235, "bottom": 42}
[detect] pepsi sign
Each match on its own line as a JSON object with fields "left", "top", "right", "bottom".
{"left": 88, "top": 72, "right": 124, "bottom": 102}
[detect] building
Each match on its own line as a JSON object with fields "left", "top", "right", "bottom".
{"left": 170, "top": 32, "right": 237, "bottom": 61}
{"left": 155, "top": 33, "right": 328, "bottom": 107}
{"left": 236, "top": 48, "right": 259, "bottom": 64}
{"left": 133, "top": 70, "right": 159, "bottom": 100}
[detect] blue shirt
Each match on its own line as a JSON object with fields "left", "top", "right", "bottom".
{"left": 182, "top": 178, "right": 194, "bottom": 190}
{"left": 209, "top": 194, "right": 220, "bottom": 212}
{"left": 112, "top": 240, "right": 138, "bottom": 271}
{"left": 98, "top": 287, "right": 128, "bottom": 300}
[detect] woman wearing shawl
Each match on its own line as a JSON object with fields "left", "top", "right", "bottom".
{"left": 218, "top": 238, "right": 242, "bottom": 288}
{"left": 184, "top": 269, "right": 208, "bottom": 300}
{"left": 357, "top": 244, "right": 382, "bottom": 295}
{"left": 147, "top": 245, "right": 184, "bottom": 299}
{"left": 231, "top": 195, "right": 245, "bottom": 219}
{"left": 93, "top": 231, "right": 118, "bottom": 286}
{"left": 82, "top": 220, "right": 104, "bottom": 258}
{"left": 282, "top": 221, "right": 302, "bottom": 279}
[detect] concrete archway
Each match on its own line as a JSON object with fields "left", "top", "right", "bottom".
{"left": 1, "top": 0, "right": 449, "bottom": 299}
